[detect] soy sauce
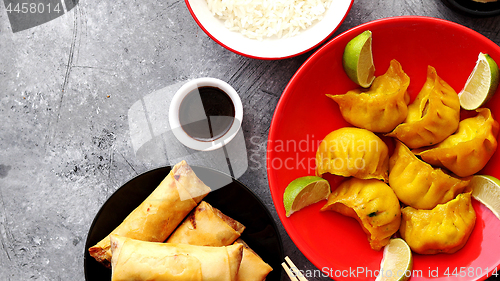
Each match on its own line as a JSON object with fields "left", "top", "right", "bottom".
{"left": 178, "top": 86, "right": 235, "bottom": 142}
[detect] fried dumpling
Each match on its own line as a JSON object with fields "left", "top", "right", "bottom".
{"left": 387, "top": 66, "right": 460, "bottom": 148}
{"left": 389, "top": 141, "right": 470, "bottom": 210}
{"left": 414, "top": 108, "right": 499, "bottom": 177}
{"left": 327, "top": 59, "right": 410, "bottom": 133}
{"left": 321, "top": 178, "right": 401, "bottom": 251}
{"left": 316, "top": 127, "right": 389, "bottom": 182}
{"left": 400, "top": 191, "right": 476, "bottom": 255}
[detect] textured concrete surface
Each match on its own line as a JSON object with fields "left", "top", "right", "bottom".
{"left": 1, "top": 0, "right": 500, "bottom": 280}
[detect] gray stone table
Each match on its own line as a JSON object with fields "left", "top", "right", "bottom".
{"left": 1, "top": 0, "right": 500, "bottom": 280}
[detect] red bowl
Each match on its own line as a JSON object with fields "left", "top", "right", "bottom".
{"left": 268, "top": 16, "right": 500, "bottom": 280}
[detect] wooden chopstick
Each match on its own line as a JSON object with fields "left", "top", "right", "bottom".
{"left": 282, "top": 256, "right": 308, "bottom": 281}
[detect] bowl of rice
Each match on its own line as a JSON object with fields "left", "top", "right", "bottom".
{"left": 185, "top": 0, "right": 354, "bottom": 59}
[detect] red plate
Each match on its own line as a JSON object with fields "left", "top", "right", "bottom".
{"left": 268, "top": 16, "right": 500, "bottom": 280}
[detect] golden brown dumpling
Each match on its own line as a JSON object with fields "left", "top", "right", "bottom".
{"left": 327, "top": 59, "right": 410, "bottom": 133}
{"left": 387, "top": 66, "right": 460, "bottom": 148}
{"left": 400, "top": 191, "right": 476, "bottom": 255}
{"left": 389, "top": 141, "right": 470, "bottom": 209}
{"left": 414, "top": 108, "right": 499, "bottom": 177}
{"left": 321, "top": 178, "right": 401, "bottom": 251}
{"left": 316, "top": 127, "right": 389, "bottom": 182}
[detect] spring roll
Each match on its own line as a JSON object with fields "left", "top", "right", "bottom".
{"left": 167, "top": 201, "right": 245, "bottom": 246}
{"left": 89, "top": 160, "right": 211, "bottom": 267}
{"left": 167, "top": 201, "right": 272, "bottom": 280}
{"left": 110, "top": 235, "right": 243, "bottom": 281}
{"left": 234, "top": 239, "right": 273, "bottom": 281}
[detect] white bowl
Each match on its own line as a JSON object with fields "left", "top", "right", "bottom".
{"left": 169, "top": 78, "right": 243, "bottom": 151}
{"left": 185, "top": 0, "right": 354, "bottom": 59}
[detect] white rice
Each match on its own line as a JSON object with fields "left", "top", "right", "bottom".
{"left": 206, "top": 0, "right": 333, "bottom": 40}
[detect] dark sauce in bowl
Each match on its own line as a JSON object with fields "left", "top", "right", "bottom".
{"left": 179, "top": 86, "right": 235, "bottom": 142}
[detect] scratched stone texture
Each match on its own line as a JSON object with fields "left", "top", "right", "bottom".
{"left": 0, "top": 0, "right": 500, "bottom": 280}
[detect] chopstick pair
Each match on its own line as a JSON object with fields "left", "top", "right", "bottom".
{"left": 282, "top": 256, "right": 308, "bottom": 281}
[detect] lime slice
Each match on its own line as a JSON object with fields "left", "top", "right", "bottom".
{"left": 458, "top": 53, "right": 499, "bottom": 110}
{"left": 343, "top": 30, "right": 376, "bottom": 88}
{"left": 375, "top": 238, "right": 413, "bottom": 281}
{"left": 470, "top": 175, "right": 500, "bottom": 220}
{"left": 283, "top": 176, "right": 330, "bottom": 217}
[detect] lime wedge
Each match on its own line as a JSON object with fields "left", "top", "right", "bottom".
{"left": 375, "top": 238, "right": 413, "bottom": 281}
{"left": 458, "top": 53, "right": 499, "bottom": 110}
{"left": 283, "top": 176, "right": 330, "bottom": 217}
{"left": 343, "top": 30, "right": 376, "bottom": 88}
{"left": 470, "top": 175, "right": 500, "bottom": 221}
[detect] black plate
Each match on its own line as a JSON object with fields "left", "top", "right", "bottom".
{"left": 441, "top": 0, "right": 500, "bottom": 17}
{"left": 84, "top": 166, "right": 284, "bottom": 281}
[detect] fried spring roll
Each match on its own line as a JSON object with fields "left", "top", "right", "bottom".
{"left": 234, "top": 239, "right": 273, "bottom": 281}
{"left": 89, "top": 160, "right": 211, "bottom": 267}
{"left": 166, "top": 201, "right": 245, "bottom": 246}
{"left": 110, "top": 235, "right": 243, "bottom": 281}
{"left": 167, "top": 201, "right": 272, "bottom": 281}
